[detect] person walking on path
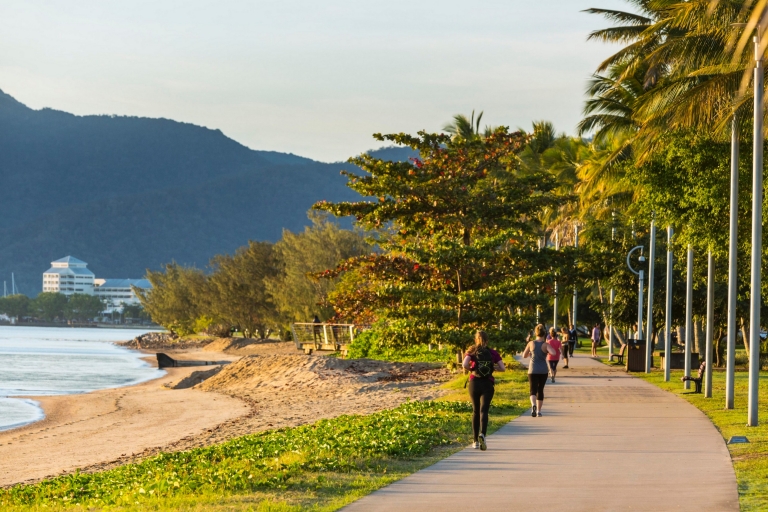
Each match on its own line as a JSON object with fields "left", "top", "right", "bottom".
{"left": 567, "top": 324, "right": 578, "bottom": 357}
{"left": 559, "top": 326, "right": 570, "bottom": 369}
{"left": 462, "top": 330, "right": 505, "bottom": 451}
{"left": 523, "top": 324, "right": 556, "bottom": 417}
{"left": 546, "top": 327, "right": 562, "bottom": 383}
{"left": 591, "top": 323, "right": 601, "bottom": 357}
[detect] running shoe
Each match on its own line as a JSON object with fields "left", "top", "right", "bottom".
{"left": 479, "top": 433, "right": 487, "bottom": 451}
{"left": 531, "top": 405, "right": 537, "bottom": 417}
{"left": 563, "top": 365, "right": 569, "bottom": 369}
{"left": 471, "top": 441, "right": 480, "bottom": 449}
{"left": 537, "top": 412, "right": 542, "bottom": 417}
{"left": 552, "top": 376, "right": 556, "bottom": 383}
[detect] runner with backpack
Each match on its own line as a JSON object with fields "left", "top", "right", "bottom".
{"left": 463, "top": 330, "right": 506, "bottom": 451}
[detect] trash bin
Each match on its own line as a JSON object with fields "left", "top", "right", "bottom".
{"left": 626, "top": 339, "right": 647, "bottom": 372}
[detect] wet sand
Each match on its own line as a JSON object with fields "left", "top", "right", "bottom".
{"left": 0, "top": 339, "right": 450, "bottom": 488}
{"left": 0, "top": 354, "right": 248, "bottom": 487}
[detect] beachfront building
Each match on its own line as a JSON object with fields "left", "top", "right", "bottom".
{"left": 42, "top": 256, "right": 95, "bottom": 296}
{"left": 93, "top": 278, "right": 151, "bottom": 312}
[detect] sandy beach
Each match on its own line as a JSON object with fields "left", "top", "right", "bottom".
{"left": 0, "top": 337, "right": 450, "bottom": 487}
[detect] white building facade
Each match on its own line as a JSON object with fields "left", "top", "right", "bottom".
{"left": 93, "top": 278, "right": 151, "bottom": 312}
{"left": 42, "top": 257, "right": 152, "bottom": 313}
{"left": 42, "top": 256, "right": 95, "bottom": 295}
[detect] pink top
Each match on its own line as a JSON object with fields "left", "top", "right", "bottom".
{"left": 547, "top": 338, "right": 562, "bottom": 361}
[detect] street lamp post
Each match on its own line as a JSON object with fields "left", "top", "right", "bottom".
{"left": 706, "top": 250, "right": 715, "bottom": 398}
{"left": 684, "top": 245, "right": 694, "bottom": 389}
{"left": 726, "top": 114, "right": 739, "bottom": 409}
{"left": 646, "top": 220, "right": 657, "bottom": 373}
{"left": 664, "top": 226, "right": 674, "bottom": 382}
{"left": 749, "top": 24, "right": 766, "bottom": 426}
{"left": 554, "top": 232, "right": 560, "bottom": 330}
{"left": 573, "top": 225, "right": 579, "bottom": 332}
{"left": 627, "top": 246, "right": 646, "bottom": 348}
{"left": 609, "top": 213, "right": 616, "bottom": 360}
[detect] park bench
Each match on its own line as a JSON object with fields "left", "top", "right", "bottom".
{"left": 681, "top": 360, "right": 706, "bottom": 393}
{"left": 609, "top": 344, "right": 627, "bottom": 365}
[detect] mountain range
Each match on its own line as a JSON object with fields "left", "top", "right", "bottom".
{"left": 0, "top": 90, "right": 413, "bottom": 295}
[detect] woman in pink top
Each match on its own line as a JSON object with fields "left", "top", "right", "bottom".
{"left": 546, "top": 327, "right": 562, "bottom": 383}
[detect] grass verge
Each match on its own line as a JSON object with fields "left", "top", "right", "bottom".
{"left": 634, "top": 367, "right": 768, "bottom": 511}
{"left": 1, "top": 360, "right": 529, "bottom": 511}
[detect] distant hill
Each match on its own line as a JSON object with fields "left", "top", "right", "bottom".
{"left": 0, "top": 90, "right": 414, "bottom": 294}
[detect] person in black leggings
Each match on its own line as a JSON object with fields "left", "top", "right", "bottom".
{"left": 463, "top": 330, "right": 506, "bottom": 450}
{"left": 523, "top": 323, "right": 557, "bottom": 417}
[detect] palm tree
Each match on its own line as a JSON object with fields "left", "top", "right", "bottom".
{"left": 443, "top": 110, "right": 485, "bottom": 139}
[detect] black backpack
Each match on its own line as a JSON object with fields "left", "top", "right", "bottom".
{"left": 474, "top": 347, "right": 494, "bottom": 379}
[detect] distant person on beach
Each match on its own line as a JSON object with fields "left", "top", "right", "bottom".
{"left": 547, "top": 327, "right": 562, "bottom": 383}
{"left": 313, "top": 314, "right": 322, "bottom": 342}
{"left": 523, "top": 324, "right": 556, "bottom": 417}
{"left": 591, "top": 323, "right": 601, "bottom": 357}
{"left": 560, "top": 326, "right": 570, "bottom": 369}
{"left": 463, "top": 330, "right": 505, "bottom": 451}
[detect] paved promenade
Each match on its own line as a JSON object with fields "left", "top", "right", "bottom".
{"left": 344, "top": 355, "right": 738, "bottom": 512}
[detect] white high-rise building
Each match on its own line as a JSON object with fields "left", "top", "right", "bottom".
{"left": 42, "top": 256, "right": 95, "bottom": 295}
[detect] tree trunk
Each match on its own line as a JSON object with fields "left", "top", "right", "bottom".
{"left": 676, "top": 325, "right": 684, "bottom": 348}
{"left": 614, "top": 328, "right": 626, "bottom": 346}
{"left": 741, "top": 317, "right": 750, "bottom": 359}
{"left": 694, "top": 319, "right": 704, "bottom": 355}
{"left": 715, "top": 327, "right": 725, "bottom": 367}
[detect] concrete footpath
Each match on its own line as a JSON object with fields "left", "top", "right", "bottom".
{"left": 344, "top": 354, "right": 738, "bottom": 512}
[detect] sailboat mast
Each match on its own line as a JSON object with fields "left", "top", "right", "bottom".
{"left": 11, "top": 273, "right": 15, "bottom": 295}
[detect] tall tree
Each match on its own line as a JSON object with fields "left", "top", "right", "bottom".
{"left": 135, "top": 263, "right": 206, "bottom": 336}
{"left": 267, "top": 212, "right": 369, "bottom": 325}
{"left": 64, "top": 294, "right": 104, "bottom": 322}
{"left": 206, "top": 241, "right": 280, "bottom": 339}
{"left": 0, "top": 294, "right": 31, "bottom": 319}
{"left": 32, "top": 292, "right": 68, "bottom": 322}
{"left": 315, "top": 128, "right": 571, "bottom": 353}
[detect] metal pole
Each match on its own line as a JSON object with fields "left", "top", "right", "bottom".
{"left": 684, "top": 245, "right": 694, "bottom": 389}
{"left": 554, "top": 232, "right": 559, "bottom": 330}
{"left": 664, "top": 226, "right": 674, "bottom": 382}
{"left": 639, "top": 269, "right": 645, "bottom": 348}
{"left": 646, "top": 220, "right": 656, "bottom": 373}
{"left": 609, "top": 216, "right": 615, "bottom": 359}
{"left": 609, "top": 289, "right": 615, "bottom": 359}
{"left": 749, "top": 33, "right": 764, "bottom": 427}
{"left": 727, "top": 114, "right": 739, "bottom": 409}
{"left": 627, "top": 246, "right": 645, "bottom": 349}
{"left": 573, "top": 225, "right": 578, "bottom": 332}
{"left": 706, "top": 250, "right": 715, "bottom": 398}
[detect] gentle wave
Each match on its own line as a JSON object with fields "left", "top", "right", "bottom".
{"left": 0, "top": 326, "right": 164, "bottom": 431}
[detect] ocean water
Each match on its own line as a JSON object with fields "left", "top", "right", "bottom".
{"left": 0, "top": 326, "right": 164, "bottom": 431}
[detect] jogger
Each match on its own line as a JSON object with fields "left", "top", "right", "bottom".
{"left": 523, "top": 324, "right": 556, "bottom": 417}
{"left": 547, "top": 327, "right": 562, "bottom": 383}
{"left": 463, "top": 330, "right": 505, "bottom": 450}
{"left": 560, "top": 326, "right": 570, "bottom": 369}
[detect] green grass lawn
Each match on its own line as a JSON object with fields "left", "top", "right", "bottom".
{"left": 0, "top": 360, "right": 529, "bottom": 511}
{"left": 630, "top": 366, "right": 768, "bottom": 511}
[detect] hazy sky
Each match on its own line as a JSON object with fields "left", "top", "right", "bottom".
{"left": 0, "top": 0, "right": 629, "bottom": 162}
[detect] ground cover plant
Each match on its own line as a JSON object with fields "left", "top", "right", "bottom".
{"left": 636, "top": 368, "right": 768, "bottom": 511}
{"left": 0, "top": 361, "right": 529, "bottom": 511}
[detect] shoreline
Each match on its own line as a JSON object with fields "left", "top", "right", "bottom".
{"left": 0, "top": 345, "right": 249, "bottom": 487}
{"left": 0, "top": 337, "right": 451, "bottom": 488}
